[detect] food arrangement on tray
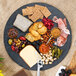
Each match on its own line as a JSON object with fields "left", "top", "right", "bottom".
{"left": 4, "top": 3, "right": 72, "bottom": 70}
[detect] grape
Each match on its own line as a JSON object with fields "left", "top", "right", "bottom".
{"left": 67, "top": 69, "right": 72, "bottom": 74}
{"left": 16, "top": 49, "right": 19, "bottom": 53}
{"left": 24, "top": 42, "right": 26, "bottom": 44}
{"left": 15, "top": 46, "right": 18, "bottom": 51}
{"left": 59, "top": 73, "right": 62, "bottom": 76}
{"left": 19, "top": 47, "right": 22, "bottom": 50}
{"left": 21, "top": 41, "right": 24, "bottom": 43}
{"left": 61, "top": 69, "right": 66, "bottom": 73}
{"left": 12, "top": 42, "right": 16, "bottom": 46}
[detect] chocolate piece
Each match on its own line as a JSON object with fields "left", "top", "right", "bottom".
{"left": 13, "top": 69, "right": 28, "bottom": 76}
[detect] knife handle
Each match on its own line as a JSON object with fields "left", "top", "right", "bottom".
{"left": 37, "top": 66, "right": 40, "bottom": 76}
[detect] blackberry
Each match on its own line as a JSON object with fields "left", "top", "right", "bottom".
{"left": 61, "top": 69, "right": 66, "bottom": 74}
{"left": 59, "top": 73, "right": 62, "bottom": 76}
{"left": 67, "top": 69, "right": 72, "bottom": 74}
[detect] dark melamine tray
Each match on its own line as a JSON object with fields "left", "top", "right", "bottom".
{"left": 4, "top": 2, "right": 72, "bottom": 70}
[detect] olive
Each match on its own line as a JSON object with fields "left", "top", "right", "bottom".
{"left": 15, "top": 46, "right": 18, "bottom": 51}
{"left": 8, "top": 39, "right": 13, "bottom": 45}
{"left": 22, "top": 44, "right": 25, "bottom": 48}
{"left": 12, "top": 42, "right": 16, "bottom": 46}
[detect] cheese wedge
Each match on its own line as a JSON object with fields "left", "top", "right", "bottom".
{"left": 19, "top": 45, "right": 41, "bottom": 68}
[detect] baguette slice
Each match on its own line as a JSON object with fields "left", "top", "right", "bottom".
{"left": 19, "top": 45, "right": 41, "bottom": 68}
{"left": 13, "top": 14, "right": 33, "bottom": 32}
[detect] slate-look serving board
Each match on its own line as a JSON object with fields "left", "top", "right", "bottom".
{"left": 4, "top": 2, "right": 72, "bottom": 70}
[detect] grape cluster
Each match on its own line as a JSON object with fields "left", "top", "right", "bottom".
{"left": 59, "top": 69, "right": 72, "bottom": 76}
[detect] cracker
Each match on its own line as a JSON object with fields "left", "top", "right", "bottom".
{"left": 35, "top": 4, "right": 45, "bottom": 10}
{"left": 28, "top": 8, "right": 43, "bottom": 22}
{"left": 41, "top": 7, "right": 51, "bottom": 18}
{"left": 33, "top": 6, "right": 44, "bottom": 19}
{"left": 22, "top": 6, "right": 34, "bottom": 16}
{"left": 35, "top": 4, "right": 51, "bottom": 18}
{"left": 40, "top": 13, "right": 44, "bottom": 19}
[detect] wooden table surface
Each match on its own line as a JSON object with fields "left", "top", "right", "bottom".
{"left": 0, "top": 0, "right": 76, "bottom": 76}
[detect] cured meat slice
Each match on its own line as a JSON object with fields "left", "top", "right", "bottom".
{"left": 56, "top": 36, "right": 67, "bottom": 46}
{"left": 61, "top": 30, "right": 68, "bottom": 38}
{"left": 53, "top": 16, "right": 58, "bottom": 22}
{"left": 56, "top": 18, "right": 66, "bottom": 30}
{"left": 53, "top": 16, "right": 70, "bottom": 47}
{"left": 63, "top": 18, "right": 67, "bottom": 26}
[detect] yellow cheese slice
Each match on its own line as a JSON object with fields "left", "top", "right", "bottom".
{"left": 19, "top": 45, "right": 41, "bottom": 68}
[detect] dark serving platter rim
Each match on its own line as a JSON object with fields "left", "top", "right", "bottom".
{"left": 3, "top": 2, "right": 72, "bottom": 70}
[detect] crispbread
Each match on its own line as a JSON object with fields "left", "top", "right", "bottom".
{"left": 35, "top": 4, "right": 44, "bottom": 19}
{"left": 35, "top": 4, "right": 45, "bottom": 11}
{"left": 22, "top": 4, "right": 51, "bottom": 22}
{"left": 28, "top": 9, "right": 43, "bottom": 22}
{"left": 22, "top": 6, "right": 34, "bottom": 16}
{"left": 40, "top": 13, "right": 44, "bottom": 19}
{"left": 35, "top": 4, "right": 51, "bottom": 18}
{"left": 41, "top": 7, "right": 51, "bottom": 18}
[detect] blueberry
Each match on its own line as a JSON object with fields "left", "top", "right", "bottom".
{"left": 61, "top": 69, "right": 66, "bottom": 74}
{"left": 67, "top": 69, "right": 72, "bottom": 74}
{"left": 59, "top": 73, "right": 62, "bottom": 76}
{"left": 16, "top": 49, "right": 19, "bottom": 53}
{"left": 65, "top": 73, "right": 69, "bottom": 76}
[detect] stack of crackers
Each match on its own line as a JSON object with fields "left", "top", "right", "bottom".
{"left": 22, "top": 4, "right": 51, "bottom": 22}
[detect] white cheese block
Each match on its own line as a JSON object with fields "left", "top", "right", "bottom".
{"left": 19, "top": 45, "right": 41, "bottom": 68}
{"left": 13, "top": 14, "right": 33, "bottom": 32}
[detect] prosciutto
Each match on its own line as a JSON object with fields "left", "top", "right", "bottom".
{"left": 53, "top": 16, "right": 70, "bottom": 47}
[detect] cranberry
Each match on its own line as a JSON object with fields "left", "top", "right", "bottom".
{"left": 47, "top": 25, "right": 51, "bottom": 30}
{"left": 47, "top": 19, "right": 53, "bottom": 22}
{"left": 42, "top": 17, "right": 47, "bottom": 22}
{"left": 44, "top": 22, "right": 48, "bottom": 26}
{"left": 47, "top": 22, "right": 51, "bottom": 26}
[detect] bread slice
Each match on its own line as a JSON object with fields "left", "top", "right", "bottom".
{"left": 13, "top": 14, "right": 33, "bottom": 32}
{"left": 19, "top": 45, "right": 41, "bottom": 68}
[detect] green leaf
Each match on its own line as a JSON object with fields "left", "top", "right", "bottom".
{"left": 0, "top": 58, "right": 4, "bottom": 61}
